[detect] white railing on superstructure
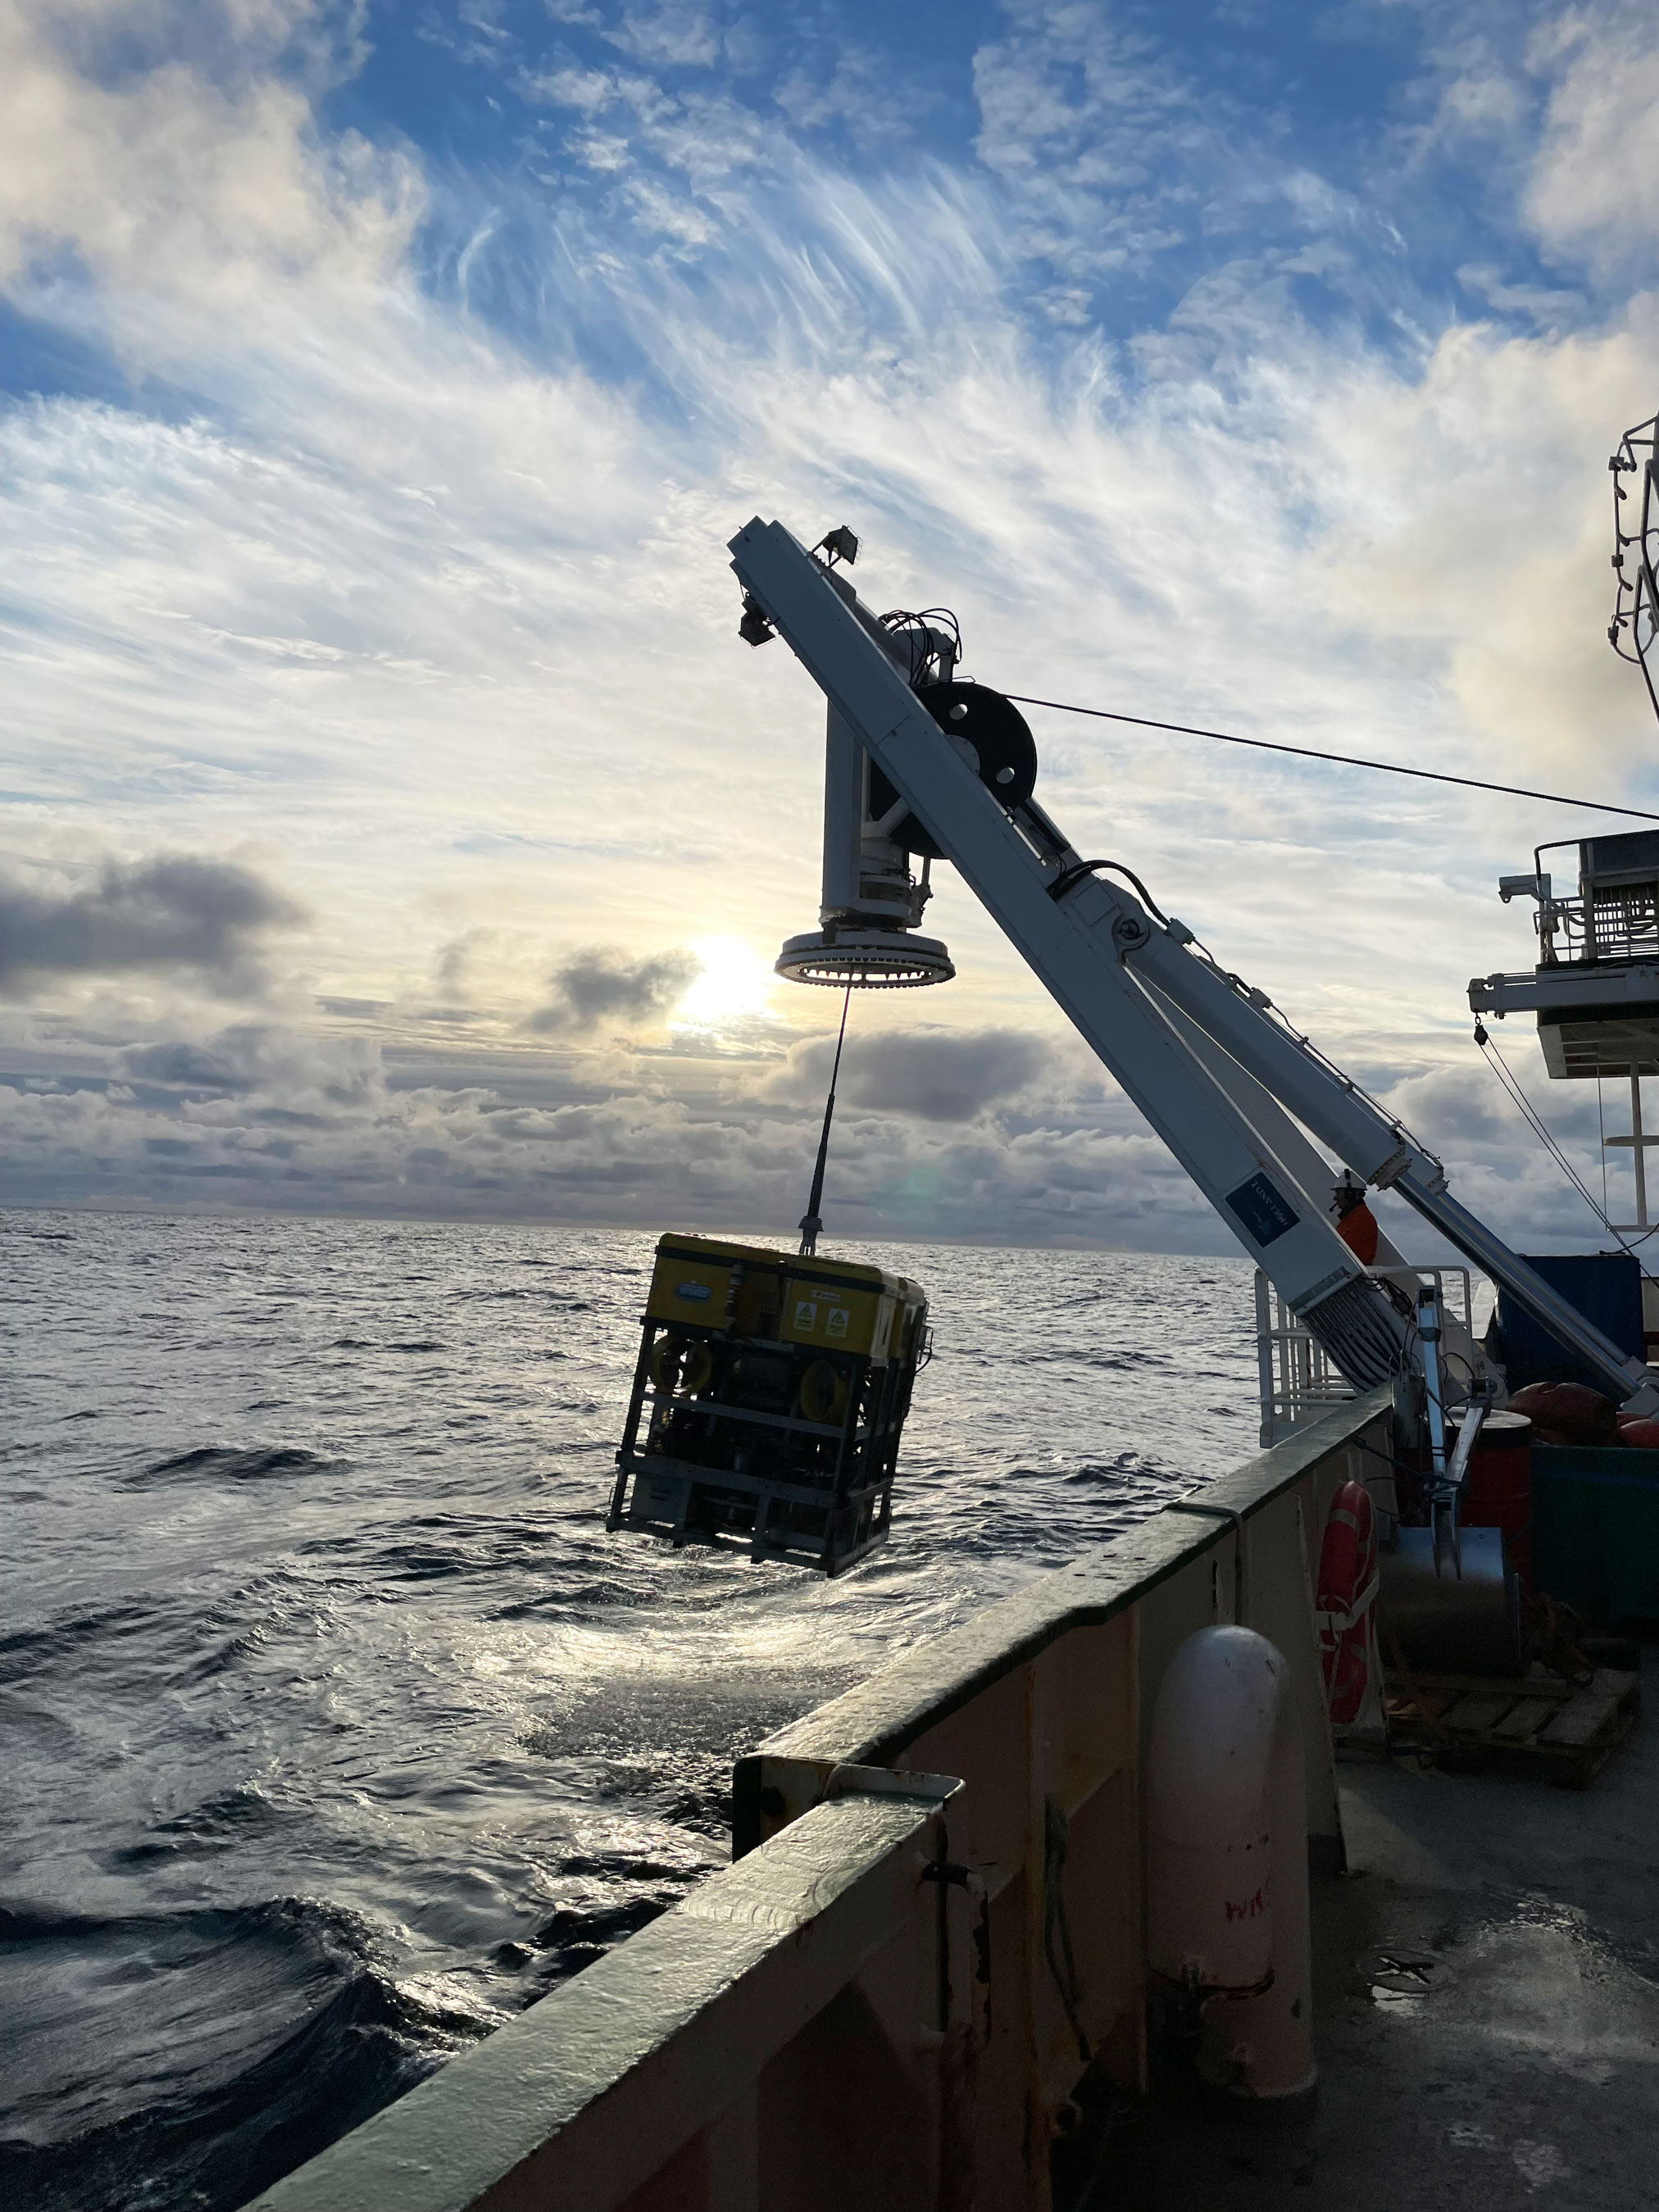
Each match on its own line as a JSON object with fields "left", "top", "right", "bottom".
{"left": 1255, "top": 1266, "right": 1475, "bottom": 1447}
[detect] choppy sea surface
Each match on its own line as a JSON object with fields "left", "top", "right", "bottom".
{"left": 2, "top": 1209, "right": 1261, "bottom": 2211}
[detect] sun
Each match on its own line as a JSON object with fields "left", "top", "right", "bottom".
{"left": 674, "top": 937, "right": 777, "bottom": 1026}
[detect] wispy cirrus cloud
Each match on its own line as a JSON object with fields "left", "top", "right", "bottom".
{"left": 1525, "top": 2, "right": 1659, "bottom": 279}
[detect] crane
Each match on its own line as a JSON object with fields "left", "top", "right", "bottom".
{"left": 729, "top": 517, "right": 1659, "bottom": 1474}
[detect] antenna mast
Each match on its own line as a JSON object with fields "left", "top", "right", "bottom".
{"left": 1610, "top": 407, "right": 1659, "bottom": 725}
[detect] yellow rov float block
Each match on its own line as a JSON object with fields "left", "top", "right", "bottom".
{"left": 608, "top": 1233, "right": 929, "bottom": 1574}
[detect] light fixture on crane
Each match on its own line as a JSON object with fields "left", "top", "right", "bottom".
{"left": 759, "top": 532, "right": 1039, "bottom": 992}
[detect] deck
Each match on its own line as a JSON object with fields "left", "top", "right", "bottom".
{"left": 1092, "top": 1652, "right": 1659, "bottom": 2210}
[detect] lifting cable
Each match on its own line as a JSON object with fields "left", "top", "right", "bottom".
{"left": 1473, "top": 1021, "right": 1659, "bottom": 1263}
{"left": 1006, "top": 694, "right": 1659, "bottom": 822}
{"left": 798, "top": 983, "right": 852, "bottom": 1258}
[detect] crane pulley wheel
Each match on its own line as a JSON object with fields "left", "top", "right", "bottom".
{"left": 869, "top": 682, "right": 1037, "bottom": 857}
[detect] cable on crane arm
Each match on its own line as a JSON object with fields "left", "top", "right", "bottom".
{"left": 1048, "top": 857, "right": 1170, "bottom": 918}
{"left": 1007, "top": 694, "right": 1659, "bottom": 822}
{"left": 1052, "top": 852, "right": 1449, "bottom": 1174}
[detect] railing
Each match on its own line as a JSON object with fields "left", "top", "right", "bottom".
{"left": 1255, "top": 1268, "right": 1473, "bottom": 1447}
{"left": 245, "top": 1389, "right": 1393, "bottom": 2212}
{"left": 1538, "top": 889, "right": 1659, "bottom": 968}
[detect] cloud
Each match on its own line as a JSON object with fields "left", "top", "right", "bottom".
{"left": 118, "top": 1038, "right": 251, "bottom": 1090}
{"left": 605, "top": 2, "right": 720, "bottom": 71}
{"left": 1525, "top": 7, "right": 1659, "bottom": 279}
{"left": 1311, "top": 308, "right": 1658, "bottom": 775}
{"left": 0, "top": 1016, "right": 1207, "bottom": 1242}
{"left": 0, "top": 854, "right": 306, "bottom": 999}
{"left": 0, "top": 1010, "right": 1619, "bottom": 1259}
{"left": 0, "top": 0, "right": 419, "bottom": 322}
{"left": 763, "top": 1026, "right": 1050, "bottom": 1123}
{"left": 525, "top": 947, "right": 700, "bottom": 1035}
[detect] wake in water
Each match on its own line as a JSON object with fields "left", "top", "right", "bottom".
{"left": 1, "top": 1210, "right": 1259, "bottom": 2210}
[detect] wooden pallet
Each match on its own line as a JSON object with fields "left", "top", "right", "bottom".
{"left": 1383, "top": 1664, "right": 1642, "bottom": 1788}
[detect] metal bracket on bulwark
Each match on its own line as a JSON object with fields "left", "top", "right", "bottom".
{"left": 1166, "top": 1494, "right": 1248, "bottom": 1622}
{"left": 732, "top": 1752, "right": 963, "bottom": 1858}
{"left": 733, "top": 1756, "right": 990, "bottom": 2065}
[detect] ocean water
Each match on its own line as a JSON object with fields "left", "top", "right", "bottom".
{"left": 1, "top": 1210, "right": 1261, "bottom": 2212}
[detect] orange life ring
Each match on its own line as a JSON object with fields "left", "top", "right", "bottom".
{"left": 1315, "top": 1478, "right": 1378, "bottom": 1724}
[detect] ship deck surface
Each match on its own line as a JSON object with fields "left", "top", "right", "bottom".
{"left": 1089, "top": 1650, "right": 1659, "bottom": 2210}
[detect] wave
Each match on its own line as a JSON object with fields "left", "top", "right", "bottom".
{"left": 515, "top": 1892, "right": 672, "bottom": 1978}
{"left": 110, "top": 1780, "right": 285, "bottom": 1866}
{"left": 122, "top": 1446, "right": 343, "bottom": 1488}
{"left": 0, "top": 1601, "right": 162, "bottom": 1683}
{"left": 0, "top": 1896, "right": 471, "bottom": 2212}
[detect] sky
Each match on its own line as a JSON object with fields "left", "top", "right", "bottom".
{"left": 1, "top": 0, "right": 1657, "bottom": 1255}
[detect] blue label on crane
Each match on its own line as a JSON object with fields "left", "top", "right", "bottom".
{"left": 1225, "top": 1171, "right": 1299, "bottom": 1248}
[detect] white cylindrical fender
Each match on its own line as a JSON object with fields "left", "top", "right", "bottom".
{"left": 1147, "top": 1624, "right": 1316, "bottom": 2110}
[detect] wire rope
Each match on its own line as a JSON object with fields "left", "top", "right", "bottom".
{"left": 1474, "top": 1024, "right": 1659, "bottom": 1265}
{"left": 1007, "top": 694, "right": 1659, "bottom": 821}
{"left": 798, "top": 984, "right": 852, "bottom": 1258}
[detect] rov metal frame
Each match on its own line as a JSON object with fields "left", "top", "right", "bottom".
{"left": 609, "top": 1311, "right": 920, "bottom": 1574}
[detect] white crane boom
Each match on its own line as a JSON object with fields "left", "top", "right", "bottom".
{"left": 730, "top": 516, "right": 1659, "bottom": 1416}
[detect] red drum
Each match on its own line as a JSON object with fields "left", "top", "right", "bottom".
{"left": 1452, "top": 1410, "right": 1534, "bottom": 1595}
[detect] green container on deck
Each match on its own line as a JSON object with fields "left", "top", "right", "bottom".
{"left": 1531, "top": 1446, "right": 1659, "bottom": 1621}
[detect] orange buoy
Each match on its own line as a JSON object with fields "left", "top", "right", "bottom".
{"left": 1315, "top": 1479, "right": 1378, "bottom": 1724}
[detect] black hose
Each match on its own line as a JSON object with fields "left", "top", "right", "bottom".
{"left": 1048, "top": 857, "right": 1170, "bottom": 921}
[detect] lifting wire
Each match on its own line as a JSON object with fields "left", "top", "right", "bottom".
{"left": 798, "top": 983, "right": 852, "bottom": 1258}
{"left": 1006, "top": 694, "right": 1659, "bottom": 822}
{"left": 1473, "top": 1020, "right": 1659, "bottom": 1265}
